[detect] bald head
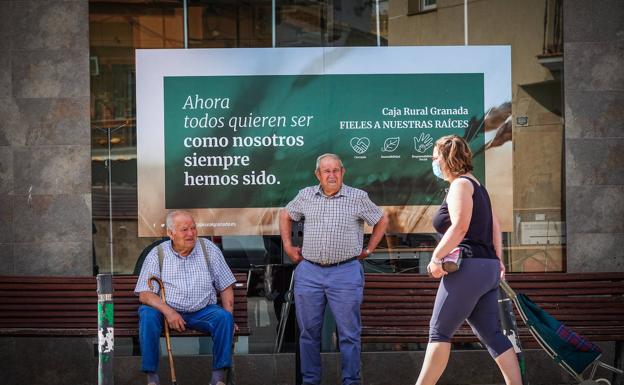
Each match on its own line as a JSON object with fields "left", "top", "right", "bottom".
{"left": 166, "top": 210, "right": 194, "bottom": 231}
{"left": 315, "top": 153, "right": 343, "bottom": 172}
{"left": 315, "top": 153, "right": 345, "bottom": 196}
{"left": 166, "top": 210, "right": 198, "bottom": 256}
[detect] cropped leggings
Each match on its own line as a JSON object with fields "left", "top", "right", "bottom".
{"left": 428, "top": 258, "right": 512, "bottom": 358}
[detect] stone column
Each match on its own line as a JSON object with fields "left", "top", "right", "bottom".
{"left": 0, "top": 0, "right": 92, "bottom": 275}
{"left": 564, "top": 0, "right": 624, "bottom": 273}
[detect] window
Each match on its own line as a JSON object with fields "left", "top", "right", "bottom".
{"left": 90, "top": 0, "right": 386, "bottom": 355}
{"left": 408, "top": 0, "right": 437, "bottom": 15}
{"left": 421, "top": 0, "right": 437, "bottom": 11}
{"left": 89, "top": 0, "right": 565, "bottom": 356}
{"left": 89, "top": 0, "right": 387, "bottom": 276}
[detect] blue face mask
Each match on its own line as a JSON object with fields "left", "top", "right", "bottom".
{"left": 432, "top": 160, "right": 444, "bottom": 180}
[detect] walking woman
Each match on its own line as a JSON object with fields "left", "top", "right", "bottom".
{"left": 415, "top": 135, "right": 522, "bottom": 385}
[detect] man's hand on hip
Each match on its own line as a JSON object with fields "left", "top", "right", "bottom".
{"left": 284, "top": 244, "right": 303, "bottom": 263}
{"left": 358, "top": 248, "right": 372, "bottom": 260}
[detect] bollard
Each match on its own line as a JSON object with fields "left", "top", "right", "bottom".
{"left": 97, "top": 274, "right": 114, "bottom": 385}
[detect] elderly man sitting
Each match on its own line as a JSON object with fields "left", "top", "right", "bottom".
{"left": 135, "top": 210, "right": 236, "bottom": 385}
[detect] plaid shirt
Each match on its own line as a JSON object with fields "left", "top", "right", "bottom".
{"left": 286, "top": 184, "right": 383, "bottom": 264}
{"left": 134, "top": 238, "right": 236, "bottom": 313}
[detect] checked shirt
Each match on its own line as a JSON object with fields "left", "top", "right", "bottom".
{"left": 134, "top": 238, "right": 236, "bottom": 313}
{"left": 285, "top": 184, "right": 383, "bottom": 265}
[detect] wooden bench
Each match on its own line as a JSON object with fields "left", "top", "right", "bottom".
{"left": 361, "top": 272, "right": 624, "bottom": 350}
{"left": 0, "top": 274, "right": 249, "bottom": 337}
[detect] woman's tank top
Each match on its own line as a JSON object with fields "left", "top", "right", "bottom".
{"left": 432, "top": 176, "right": 498, "bottom": 259}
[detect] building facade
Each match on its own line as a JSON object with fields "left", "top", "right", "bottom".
{"left": 0, "top": 0, "right": 622, "bottom": 384}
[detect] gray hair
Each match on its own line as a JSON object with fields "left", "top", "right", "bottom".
{"left": 165, "top": 210, "right": 194, "bottom": 231}
{"left": 315, "top": 153, "right": 343, "bottom": 171}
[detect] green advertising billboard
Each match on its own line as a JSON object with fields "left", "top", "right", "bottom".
{"left": 164, "top": 73, "right": 484, "bottom": 209}
{"left": 137, "top": 47, "right": 511, "bottom": 236}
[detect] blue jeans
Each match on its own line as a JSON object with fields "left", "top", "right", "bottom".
{"left": 294, "top": 259, "right": 364, "bottom": 385}
{"left": 138, "top": 304, "right": 234, "bottom": 372}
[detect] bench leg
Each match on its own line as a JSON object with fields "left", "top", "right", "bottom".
{"left": 226, "top": 340, "right": 237, "bottom": 385}
{"left": 613, "top": 341, "right": 623, "bottom": 385}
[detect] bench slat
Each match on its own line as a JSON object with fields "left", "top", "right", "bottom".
{"left": 360, "top": 272, "right": 624, "bottom": 348}
{"left": 0, "top": 274, "right": 250, "bottom": 337}
{"left": 2, "top": 272, "right": 623, "bottom": 346}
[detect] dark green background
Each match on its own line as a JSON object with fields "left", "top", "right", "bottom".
{"left": 164, "top": 74, "right": 484, "bottom": 209}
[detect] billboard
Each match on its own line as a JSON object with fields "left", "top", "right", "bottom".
{"left": 137, "top": 47, "right": 512, "bottom": 236}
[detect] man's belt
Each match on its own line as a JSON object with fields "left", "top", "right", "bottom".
{"left": 303, "top": 256, "right": 358, "bottom": 268}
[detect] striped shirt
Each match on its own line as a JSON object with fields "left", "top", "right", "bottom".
{"left": 134, "top": 238, "right": 236, "bottom": 313}
{"left": 285, "top": 184, "right": 383, "bottom": 264}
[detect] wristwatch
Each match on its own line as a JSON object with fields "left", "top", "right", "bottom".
{"left": 364, "top": 248, "right": 371, "bottom": 255}
{"left": 430, "top": 256, "right": 443, "bottom": 265}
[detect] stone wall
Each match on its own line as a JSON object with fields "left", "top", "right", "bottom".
{"left": 0, "top": 0, "right": 92, "bottom": 275}
{"left": 564, "top": 0, "right": 624, "bottom": 272}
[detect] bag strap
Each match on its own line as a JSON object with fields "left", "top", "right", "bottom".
{"left": 198, "top": 237, "right": 211, "bottom": 268}
{"left": 157, "top": 239, "right": 212, "bottom": 276}
{"left": 198, "top": 238, "right": 217, "bottom": 287}
{"left": 157, "top": 244, "right": 165, "bottom": 275}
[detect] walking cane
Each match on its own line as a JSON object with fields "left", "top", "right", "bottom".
{"left": 148, "top": 276, "right": 177, "bottom": 385}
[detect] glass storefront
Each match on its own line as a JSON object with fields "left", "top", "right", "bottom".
{"left": 89, "top": 0, "right": 564, "bottom": 353}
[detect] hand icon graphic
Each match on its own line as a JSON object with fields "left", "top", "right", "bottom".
{"left": 414, "top": 133, "right": 434, "bottom": 153}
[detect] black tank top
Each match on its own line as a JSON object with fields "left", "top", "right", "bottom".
{"left": 432, "top": 176, "right": 498, "bottom": 260}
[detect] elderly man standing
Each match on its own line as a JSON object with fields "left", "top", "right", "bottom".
{"left": 135, "top": 210, "right": 236, "bottom": 385}
{"left": 280, "top": 153, "right": 389, "bottom": 385}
